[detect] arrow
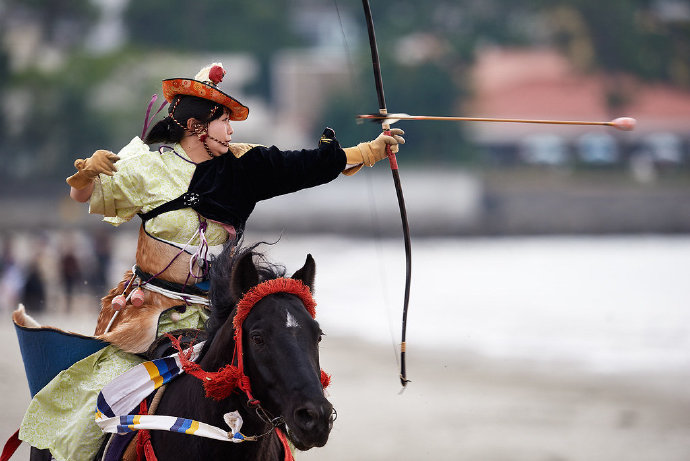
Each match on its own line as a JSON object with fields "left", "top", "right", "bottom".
{"left": 357, "top": 114, "right": 637, "bottom": 131}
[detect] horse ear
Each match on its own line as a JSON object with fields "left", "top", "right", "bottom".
{"left": 292, "top": 254, "right": 316, "bottom": 292}
{"left": 230, "top": 251, "right": 260, "bottom": 300}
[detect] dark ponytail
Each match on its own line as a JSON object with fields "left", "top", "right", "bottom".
{"left": 145, "top": 116, "right": 183, "bottom": 144}
{"left": 144, "top": 95, "right": 226, "bottom": 144}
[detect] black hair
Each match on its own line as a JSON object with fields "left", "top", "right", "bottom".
{"left": 144, "top": 95, "right": 226, "bottom": 144}
{"left": 199, "top": 239, "right": 285, "bottom": 358}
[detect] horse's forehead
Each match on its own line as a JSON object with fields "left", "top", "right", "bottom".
{"left": 283, "top": 300, "right": 315, "bottom": 329}
{"left": 286, "top": 310, "right": 300, "bottom": 328}
{"left": 250, "top": 295, "right": 315, "bottom": 329}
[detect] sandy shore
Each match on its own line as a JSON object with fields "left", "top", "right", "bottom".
{"left": 2, "top": 312, "right": 689, "bottom": 461}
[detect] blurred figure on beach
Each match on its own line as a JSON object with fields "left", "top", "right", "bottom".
{"left": 0, "top": 235, "right": 24, "bottom": 313}
{"left": 59, "top": 233, "right": 82, "bottom": 312}
{"left": 88, "top": 229, "right": 113, "bottom": 297}
{"left": 20, "top": 241, "right": 48, "bottom": 314}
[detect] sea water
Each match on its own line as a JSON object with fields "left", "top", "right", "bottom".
{"left": 252, "top": 234, "right": 690, "bottom": 375}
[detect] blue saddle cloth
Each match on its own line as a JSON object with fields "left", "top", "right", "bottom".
{"left": 14, "top": 321, "right": 108, "bottom": 397}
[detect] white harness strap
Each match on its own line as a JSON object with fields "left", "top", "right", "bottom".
{"left": 140, "top": 280, "right": 210, "bottom": 306}
{"left": 95, "top": 342, "right": 248, "bottom": 443}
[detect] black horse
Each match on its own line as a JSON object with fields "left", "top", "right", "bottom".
{"left": 137, "top": 245, "right": 334, "bottom": 460}
{"left": 24, "top": 245, "right": 334, "bottom": 461}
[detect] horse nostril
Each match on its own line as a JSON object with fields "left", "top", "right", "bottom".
{"left": 294, "top": 406, "right": 319, "bottom": 431}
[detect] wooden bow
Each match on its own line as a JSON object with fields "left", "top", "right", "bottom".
{"left": 361, "top": 0, "right": 413, "bottom": 388}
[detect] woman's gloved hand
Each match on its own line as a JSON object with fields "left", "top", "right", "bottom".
{"left": 342, "top": 129, "right": 405, "bottom": 175}
{"left": 66, "top": 149, "right": 120, "bottom": 189}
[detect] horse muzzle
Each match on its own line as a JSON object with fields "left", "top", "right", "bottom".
{"left": 286, "top": 400, "right": 335, "bottom": 450}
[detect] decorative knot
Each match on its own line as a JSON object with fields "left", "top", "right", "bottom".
{"left": 209, "top": 65, "right": 226, "bottom": 85}
{"left": 183, "top": 192, "right": 200, "bottom": 207}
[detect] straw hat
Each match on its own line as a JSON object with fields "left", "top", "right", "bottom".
{"left": 162, "top": 62, "right": 249, "bottom": 121}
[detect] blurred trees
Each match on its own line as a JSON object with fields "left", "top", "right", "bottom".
{"left": 125, "top": 0, "right": 304, "bottom": 100}
{"left": 0, "top": 0, "right": 688, "bottom": 180}
{"left": 537, "top": 0, "right": 689, "bottom": 86}
{"left": 534, "top": 0, "right": 690, "bottom": 114}
{"left": 317, "top": 0, "right": 522, "bottom": 164}
{"left": 1, "top": 0, "right": 97, "bottom": 51}
{"left": 0, "top": 0, "right": 109, "bottom": 180}
{"left": 320, "top": 0, "right": 689, "bottom": 162}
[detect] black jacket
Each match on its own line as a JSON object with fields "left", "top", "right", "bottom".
{"left": 139, "top": 138, "right": 346, "bottom": 231}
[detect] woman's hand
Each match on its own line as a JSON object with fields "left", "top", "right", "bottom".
{"left": 342, "top": 129, "right": 405, "bottom": 175}
{"left": 66, "top": 149, "right": 120, "bottom": 189}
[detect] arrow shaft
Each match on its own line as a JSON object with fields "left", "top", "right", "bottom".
{"left": 359, "top": 114, "right": 614, "bottom": 126}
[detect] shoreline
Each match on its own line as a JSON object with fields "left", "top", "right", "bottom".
{"left": 2, "top": 313, "right": 689, "bottom": 460}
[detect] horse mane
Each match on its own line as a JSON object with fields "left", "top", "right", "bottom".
{"left": 202, "top": 240, "right": 286, "bottom": 351}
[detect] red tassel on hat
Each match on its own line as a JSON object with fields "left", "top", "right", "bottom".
{"left": 209, "top": 66, "right": 225, "bottom": 84}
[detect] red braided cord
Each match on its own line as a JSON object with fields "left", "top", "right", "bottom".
{"left": 168, "top": 278, "right": 328, "bottom": 403}
{"left": 233, "top": 278, "right": 316, "bottom": 331}
{"left": 168, "top": 334, "right": 248, "bottom": 401}
{"left": 136, "top": 400, "right": 157, "bottom": 461}
{"left": 275, "top": 428, "right": 296, "bottom": 461}
{"left": 234, "top": 279, "right": 316, "bottom": 379}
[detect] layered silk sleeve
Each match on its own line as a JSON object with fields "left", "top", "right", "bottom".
{"left": 88, "top": 137, "right": 189, "bottom": 226}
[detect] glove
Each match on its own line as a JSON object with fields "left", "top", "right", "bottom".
{"left": 342, "top": 129, "right": 405, "bottom": 176}
{"left": 66, "top": 149, "right": 120, "bottom": 189}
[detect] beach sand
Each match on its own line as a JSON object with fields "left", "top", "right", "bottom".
{"left": 2, "top": 312, "right": 689, "bottom": 461}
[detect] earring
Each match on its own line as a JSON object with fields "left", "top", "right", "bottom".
{"left": 193, "top": 124, "right": 207, "bottom": 142}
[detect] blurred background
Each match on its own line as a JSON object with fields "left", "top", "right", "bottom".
{"left": 1, "top": 0, "right": 689, "bottom": 459}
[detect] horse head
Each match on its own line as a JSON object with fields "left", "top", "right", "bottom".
{"left": 201, "top": 246, "right": 334, "bottom": 451}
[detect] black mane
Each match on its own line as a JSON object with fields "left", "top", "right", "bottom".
{"left": 203, "top": 241, "right": 286, "bottom": 346}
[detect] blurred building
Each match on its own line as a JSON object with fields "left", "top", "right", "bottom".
{"left": 469, "top": 47, "right": 690, "bottom": 168}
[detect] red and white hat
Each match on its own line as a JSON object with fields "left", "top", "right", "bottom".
{"left": 162, "top": 63, "right": 249, "bottom": 121}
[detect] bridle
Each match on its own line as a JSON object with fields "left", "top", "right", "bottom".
{"left": 172, "top": 277, "right": 334, "bottom": 441}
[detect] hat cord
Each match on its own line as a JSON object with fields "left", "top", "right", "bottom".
{"left": 169, "top": 98, "right": 228, "bottom": 159}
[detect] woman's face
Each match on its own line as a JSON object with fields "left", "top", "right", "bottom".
{"left": 206, "top": 110, "right": 234, "bottom": 156}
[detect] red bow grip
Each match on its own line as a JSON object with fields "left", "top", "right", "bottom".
{"left": 384, "top": 129, "right": 398, "bottom": 170}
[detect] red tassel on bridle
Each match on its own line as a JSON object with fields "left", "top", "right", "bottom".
{"left": 169, "top": 278, "right": 329, "bottom": 403}
{"left": 168, "top": 334, "right": 251, "bottom": 401}
{"left": 320, "top": 370, "right": 331, "bottom": 389}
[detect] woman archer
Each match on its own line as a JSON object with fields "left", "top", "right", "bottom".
{"left": 18, "top": 62, "right": 404, "bottom": 461}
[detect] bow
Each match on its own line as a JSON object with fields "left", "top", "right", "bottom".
{"left": 361, "top": 0, "right": 412, "bottom": 388}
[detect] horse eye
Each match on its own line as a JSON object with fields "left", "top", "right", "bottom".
{"left": 251, "top": 333, "right": 264, "bottom": 345}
